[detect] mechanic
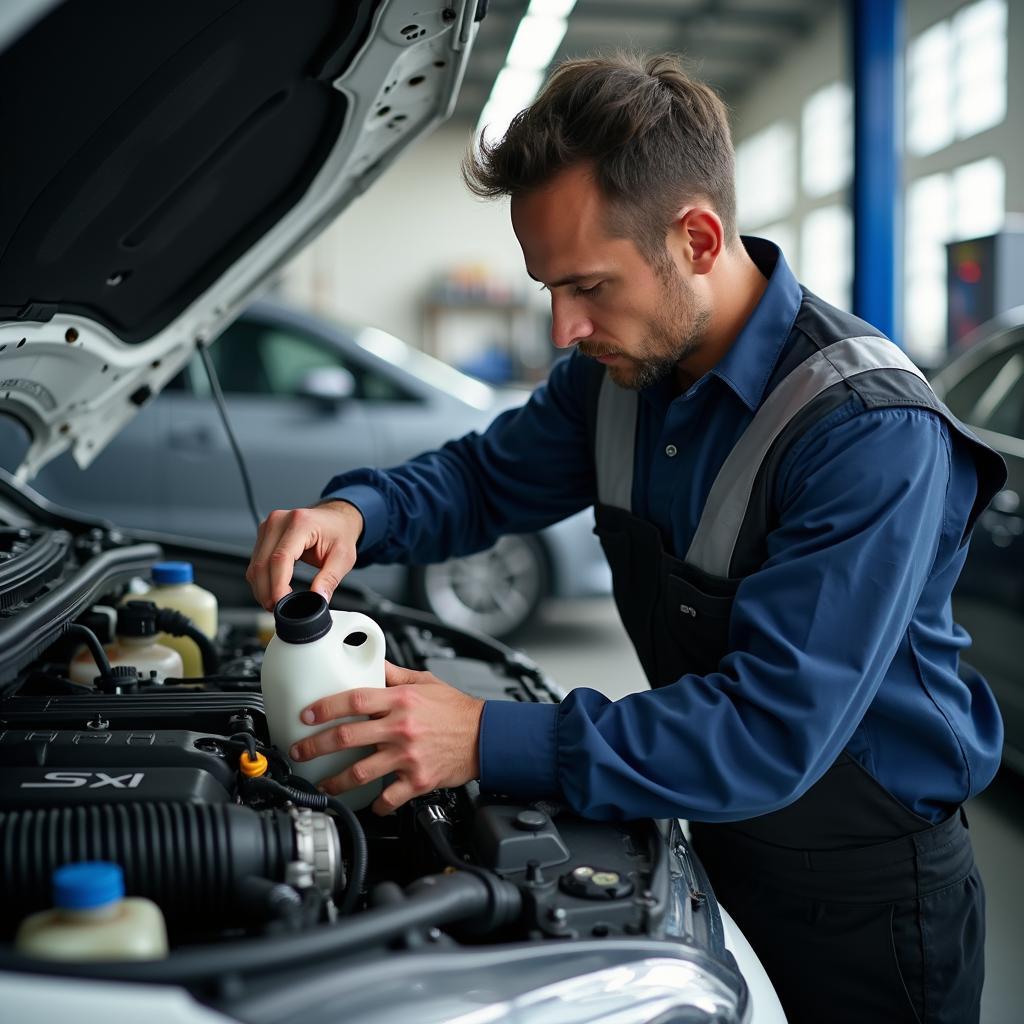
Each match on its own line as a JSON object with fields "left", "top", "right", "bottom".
{"left": 246, "top": 53, "right": 1006, "bottom": 1024}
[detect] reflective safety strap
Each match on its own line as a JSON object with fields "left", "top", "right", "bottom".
{"left": 686, "top": 335, "right": 929, "bottom": 577}
{"left": 595, "top": 370, "right": 638, "bottom": 511}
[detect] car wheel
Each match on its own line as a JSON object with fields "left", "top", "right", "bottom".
{"left": 410, "top": 534, "right": 548, "bottom": 639}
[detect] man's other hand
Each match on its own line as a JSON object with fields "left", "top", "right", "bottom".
{"left": 246, "top": 500, "right": 364, "bottom": 611}
{"left": 288, "top": 661, "right": 485, "bottom": 815}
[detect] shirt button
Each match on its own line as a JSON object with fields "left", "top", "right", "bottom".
{"left": 665, "top": 444, "right": 678, "bottom": 457}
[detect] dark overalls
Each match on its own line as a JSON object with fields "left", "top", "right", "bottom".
{"left": 586, "top": 303, "right": 1006, "bottom": 1023}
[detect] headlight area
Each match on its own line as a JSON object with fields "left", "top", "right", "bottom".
{"left": 0, "top": 534, "right": 747, "bottom": 1022}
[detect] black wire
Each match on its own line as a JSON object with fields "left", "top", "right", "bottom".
{"left": 325, "top": 795, "right": 369, "bottom": 917}
{"left": 228, "top": 731, "right": 258, "bottom": 759}
{"left": 64, "top": 623, "right": 114, "bottom": 680}
{"left": 152, "top": 606, "right": 220, "bottom": 674}
{"left": 198, "top": 342, "right": 261, "bottom": 534}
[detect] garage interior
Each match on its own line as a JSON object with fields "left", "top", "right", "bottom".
{"left": 0, "top": 0, "right": 1020, "bottom": 1021}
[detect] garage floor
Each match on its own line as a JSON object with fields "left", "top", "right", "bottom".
{"left": 516, "top": 597, "right": 1024, "bottom": 1024}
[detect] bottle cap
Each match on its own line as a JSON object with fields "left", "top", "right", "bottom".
{"left": 274, "top": 591, "right": 332, "bottom": 644}
{"left": 53, "top": 862, "right": 125, "bottom": 910}
{"left": 118, "top": 601, "right": 158, "bottom": 638}
{"left": 152, "top": 561, "right": 194, "bottom": 585}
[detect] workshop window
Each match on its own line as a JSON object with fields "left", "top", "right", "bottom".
{"left": 906, "top": 0, "right": 1007, "bottom": 156}
{"left": 757, "top": 222, "right": 797, "bottom": 269}
{"left": 736, "top": 121, "right": 796, "bottom": 229}
{"left": 903, "top": 158, "right": 1005, "bottom": 365}
{"left": 801, "top": 82, "right": 852, "bottom": 199}
{"left": 800, "top": 206, "right": 852, "bottom": 312}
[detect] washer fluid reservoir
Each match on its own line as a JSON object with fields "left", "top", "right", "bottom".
{"left": 15, "top": 862, "right": 168, "bottom": 961}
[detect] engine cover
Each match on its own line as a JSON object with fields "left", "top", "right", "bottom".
{"left": 0, "top": 729, "right": 236, "bottom": 807}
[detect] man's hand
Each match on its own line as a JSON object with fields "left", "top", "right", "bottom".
{"left": 287, "top": 661, "right": 485, "bottom": 815}
{"left": 246, "top": 500, "right": 364, "bottom": 611}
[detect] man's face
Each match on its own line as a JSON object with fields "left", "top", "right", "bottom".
{"left": 511, "top": 163, "right": 710, "bottom": 389}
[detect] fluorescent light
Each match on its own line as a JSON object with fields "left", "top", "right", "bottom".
{"left": 474, "top": 0, "right": 577, "bottom": 146}
{"left": 528, "top": 0, "right": 577, "bottom": 17}
{"left": 506, "top": 14, "right": 568, "bottom": 71}
{"left": 478, "top": 66, "right": 543, "bottom": 147}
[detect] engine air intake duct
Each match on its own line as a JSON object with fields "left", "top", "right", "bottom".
{"left": 0, "top": 802, "right": 303, "bottom": 927}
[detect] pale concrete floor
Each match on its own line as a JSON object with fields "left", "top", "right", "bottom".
{"left": 516, "top": 597, "right": 1024, "bottom": 1024}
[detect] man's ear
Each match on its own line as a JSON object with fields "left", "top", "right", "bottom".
{"left": 670, "top": 207, "right": 725, "bottom": 276}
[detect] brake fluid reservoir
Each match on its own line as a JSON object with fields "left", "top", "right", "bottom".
{"left": 128, "top": 561, "right": 218, "bottom": 677}
{"left": 261, "top": 592, "right": 387, "bottom": 810}
{"left": 15, "top": 862, "right": 168, "bottom": 961}
{"left": 70, "top": 602, "right": 183, "bottom": 685}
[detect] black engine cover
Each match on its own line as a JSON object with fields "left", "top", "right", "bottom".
{"left": 0, "top": 728, "right": 237, "bottom": 807}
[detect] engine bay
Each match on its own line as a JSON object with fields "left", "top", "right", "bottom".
{"left": 0, "top": 501, "right": 734, "bottom": 1004}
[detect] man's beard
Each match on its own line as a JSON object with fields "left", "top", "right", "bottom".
{"left": 580, "top": 269, "right": 710, "bottom": 390}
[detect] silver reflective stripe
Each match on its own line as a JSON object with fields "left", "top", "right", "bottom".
{"left": 595, "top": 370, "right": 638, "bottom": 510}
{"left": 685, "top": 335, "right": 929, "bottom": 577}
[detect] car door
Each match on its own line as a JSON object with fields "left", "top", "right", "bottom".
{"left": 158, "top": 315, "right": 377, "bottom": 548}
{"left": 945, "top": 339, "right": 1024, "bottom": 759}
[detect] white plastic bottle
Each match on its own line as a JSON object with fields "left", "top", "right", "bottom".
{"left": 261, "top": 592, "right": 387, "bottom": 810}
{"left": 15, "top": 862, "right": 168, "bottom": 961}
{"left": 70, "top": 602, "right": 183, "bottom": 685}
{"left": 127, "top": 561, "right": 218, "bottom": 677}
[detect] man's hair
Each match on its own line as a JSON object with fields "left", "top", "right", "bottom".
{"left": 462, "top": 52, "right": 738, "bottom": 266}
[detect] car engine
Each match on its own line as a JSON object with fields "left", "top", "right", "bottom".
{"left": 0, "top": 507, "right": 737, "bottom": 1009}
{"left": 0, "top": 509, "right": 724, "bottom": 958}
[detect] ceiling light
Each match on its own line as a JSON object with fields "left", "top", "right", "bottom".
{"left": 478, "top": 66, "right": 543, "bottom": 147}
{"left": 506, "top": 14, "right": 568, "bottom": 71}
{"left": 528, "top": 0, "right": 577, "bottom": 18}
{"left": 475, "top": 0, "right": 577, "bottom": 147}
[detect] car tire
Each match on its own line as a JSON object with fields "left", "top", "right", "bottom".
{"left": 409, "top": 534, "right": 549, "bottom": 640}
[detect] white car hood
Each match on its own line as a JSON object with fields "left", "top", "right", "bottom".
{"left": 0, "top": 0, "right": 480, "bottom": 480}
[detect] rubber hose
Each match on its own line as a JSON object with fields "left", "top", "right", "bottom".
{"left": 153, "top": 607, "right": 220, "bottom": 675}
{"left": 0, "top": 802, "right": 293, "bottom": 924}
{"left": 64, "top": 623, "right": 114, "bottom": 681}
{"left": 1, "top": 871, "right": 520, "bottom": 984}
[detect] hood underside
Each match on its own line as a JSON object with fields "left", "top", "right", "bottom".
{"left": 0, "top": 0, "right": 480, "bottom": 479}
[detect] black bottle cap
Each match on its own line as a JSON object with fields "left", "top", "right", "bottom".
{"left": 118, "top": 601, "right": 158, "bottom": 638}
{"left": 273, "top": 591, "right": 332, "bottom": 645}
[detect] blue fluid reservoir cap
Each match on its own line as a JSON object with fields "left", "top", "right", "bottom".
{"left": 54, "top": 862, "right": 125, "bottom": 910}
{"left": 152, "top": 561, "right": 194, "bottom": 585}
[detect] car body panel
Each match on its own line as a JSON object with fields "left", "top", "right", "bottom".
{"left": 932, "top": 308, "right": 1024, "bottom": 769}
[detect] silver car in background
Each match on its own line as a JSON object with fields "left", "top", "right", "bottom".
{"left": 0, "top": 299, "right": 610, "bottom": 638}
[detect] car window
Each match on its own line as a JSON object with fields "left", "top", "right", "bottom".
{"left": 258, "top": 327, "right": 347, "bottom": 395}
{"left": 942, "top": 342, "right": 1023, "bottom": 422}
{"left": 974, "top": 352, "right": 1024, "bottom": 439}
{"left": 187, "top": 318, "right": 416, "bottom": 402}
{"left": 203, "top": 318, "right": 274, "bottom": 394}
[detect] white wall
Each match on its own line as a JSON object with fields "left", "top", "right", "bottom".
{"left": 276, "top": 123, "right": 537, "bottom": 354}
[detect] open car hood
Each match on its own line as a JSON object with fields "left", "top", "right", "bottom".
{"left": 0, "top": 0, "right": 480, "bottom": 480}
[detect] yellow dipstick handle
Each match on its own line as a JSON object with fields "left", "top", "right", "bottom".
{"left": 239, "top": 751, "right": 268, "bottom": 778}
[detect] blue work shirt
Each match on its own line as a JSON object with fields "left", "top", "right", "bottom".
{"left": 323, "top": 240, "right": 1003, "bottom": 824}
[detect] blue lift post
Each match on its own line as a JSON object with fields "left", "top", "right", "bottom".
{"left": 851, "top": 0, "right": 904, "bottom": 346}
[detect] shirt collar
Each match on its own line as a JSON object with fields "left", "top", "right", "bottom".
{"left": 707, "top": 236, "right": 803, "bottom": 412}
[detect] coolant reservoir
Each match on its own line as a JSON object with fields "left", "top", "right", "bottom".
{"left": 127, "top": 561, "right": 218, "bottom": 677}
{"left": 70, "top": 602, "right": 183, "bottom": 685}
{"left": 261, "top": 592, "right": 387, "bottom": 810}
{"left": 15, "top": 862, "right": 168, "bottom": 961}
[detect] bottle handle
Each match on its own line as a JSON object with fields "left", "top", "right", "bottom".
{"left": 335, "top": 612, "right": 387, "bottom": 677}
